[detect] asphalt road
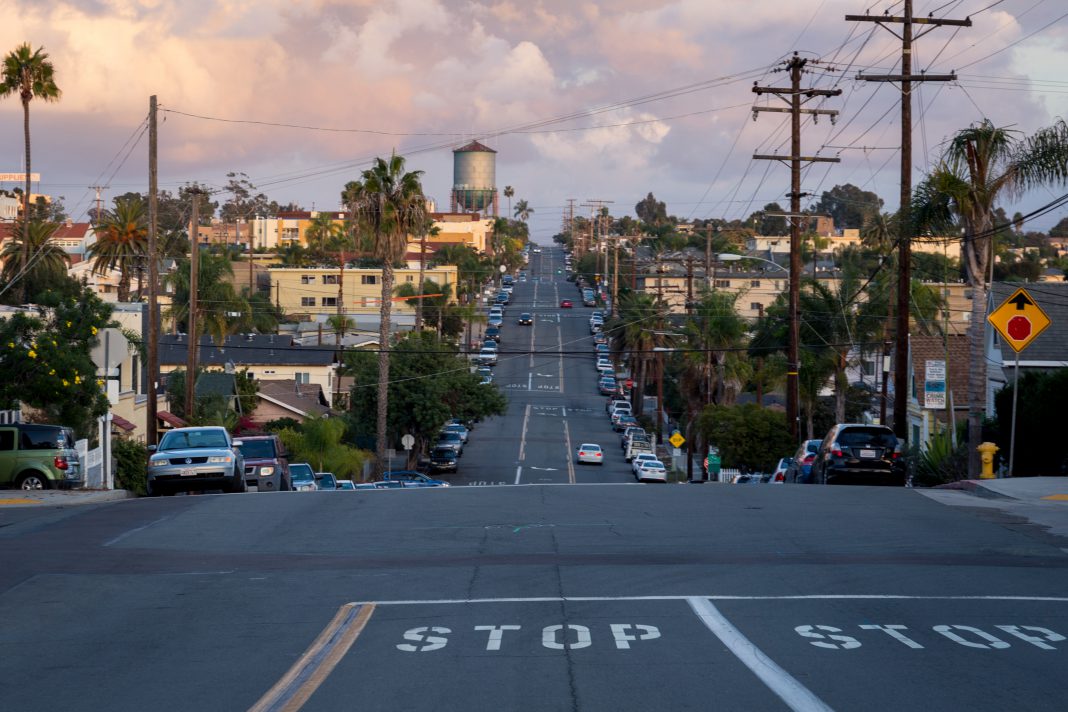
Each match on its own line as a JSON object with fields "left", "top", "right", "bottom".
{"left": 454, "top": 246, "right": 635, "bottom": 487}
{"left": 4, "top": 247, "right": 1068, "bottom": 711}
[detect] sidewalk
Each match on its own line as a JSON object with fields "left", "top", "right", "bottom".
{"left": 924, "top": 477, "right": 1068, "bottom": 541}
{"left": 0, "top": 489, "right": 135, "bottom": 508}
{"left": 935, "top": 476, "right": 1068, "bottom": 502}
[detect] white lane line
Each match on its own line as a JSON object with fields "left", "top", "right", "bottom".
{"left": 528, "top": 373, "right": 532, "bottom": 391}
{"left": 563, "top": 418, "right": 576, "bottom": 484}
{"left": 516, "top": 403, "right": 531, "bottom": 485}
{"left": 342, "top": 594, "right": 1068, "bottom": 606}
{"left": 104, "top": 515, "right": 172, "bottom": 547}
{"left": 557, "top": 323, "right": 565, "bottom": 394}
{"left": 688, "top": 596, "right": 833, "bottom": 712}
{"left": 514, "top": 466, "right": 523, "bottom": 485}
{"left": 529, "top": 280, "right": 538, "bottom": 368}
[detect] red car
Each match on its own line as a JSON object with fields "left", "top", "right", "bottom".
{"left": 560, "top": 299, "right": 573, "bottom": 308}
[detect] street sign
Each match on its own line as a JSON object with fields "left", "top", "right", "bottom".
{"left": 924, "top": 360, "right": 946, "bottom": 410}
{"left": 401, "top": 434, "right": 415, "bottom": 451}
{"left": 668, "top": 431, "right": 685, "bottom": 449}
{"left": 988, "top": 287, "right": 1051, "bottom": 353}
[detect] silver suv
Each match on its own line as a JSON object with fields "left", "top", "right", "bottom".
{"left": 146, "top": 426, "right": 246, "bottom": 496}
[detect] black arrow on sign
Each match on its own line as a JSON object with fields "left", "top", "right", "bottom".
{"left": 1009, "top": 292, "right": 1034, "bottom": 310}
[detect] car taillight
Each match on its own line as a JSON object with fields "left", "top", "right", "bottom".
{"left": 804, "top": 455, "right": 815, "bottom": 464}
{"left": 578, "top": 451, "right": 585, "bottom": 456}
{"left": 774, "top": 472, "right": 784, "bottom": 482}
{"left": 595, "top": 452, "right": 602, "bottom": 457}
{"left": 54, "top": 456, "right": 68, "bottom": 470}
{"left": 891, "top": 452, "right": 900, "bottom": 459}
{"left": 831, "top": 444, "right": 843, "bottom": 457}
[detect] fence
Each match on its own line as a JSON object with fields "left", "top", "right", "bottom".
{"left": 76, "top": 439, "right": 105, "bottom": 489}
{"left": 0, "top": 409, "right": 21, "bottom": 425}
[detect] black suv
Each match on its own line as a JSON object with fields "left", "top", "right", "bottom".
{"left": 811, "top": 424, "right": 905, "bottom": 486}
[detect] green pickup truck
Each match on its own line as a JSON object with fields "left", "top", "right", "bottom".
{"left": 0, "top": 423, "right": 83, "bottom": 490}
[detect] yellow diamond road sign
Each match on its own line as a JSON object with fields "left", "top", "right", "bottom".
{"left": 669, "top": 432, "right": 685, "bottom": 448}
{"left": 987, "top": 287, "right": 1051, "bottom": 353}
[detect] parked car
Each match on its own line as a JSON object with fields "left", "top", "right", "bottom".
{"left": 631, "top": 453, "right": 659, "bottom": 477}
{"left": 787, "top": 439, "right": 822, "bottom": 483}
{"left": 518, "top": 313, "right": 533, "bottom": 325}
{"left": 485, "top": 326, "right": 501, "bottom": 342}
{"left": 487, "top": 314, "right": 503, "bottom": 327}
{"left": 476, "top": 365, "right": 493, "bottom": 380}
{"left": 560, "top": 299, "right": 573, "bottom": 308}
{"left": 435, "top": 430, "right": 465, "bottom": 456}
{"left": 315, "top": 472, "right": 338, "bottom": 490}
{"left": 289, "top": 463, "right": 318, "bottom": 492}
{"left": 429, "top": 447, "right": 459, "bottom": 473}
{"left": 613, "top": 414, "right": 639, "bottom": 433}
{"left": 606, "top": 394, "right": 629, "bottom": 412}
{"left": 625, "top": 436, "right": 653, "bottom": 463}
{"left": 593, "top": 333, "right": 608, "bottom": 345}
{"left": 336, "top": 479, "right": 356, "bottom": 490}
{"left": 770, "top": 457, "right": 791, "bottom": 484}
{"left": 810, "top": 424, "right": 905, "bottom": 486}
{"left": 621, "top": 426, "right": 646, "bottom": 449}
{"left": 598, "top": 378, "right": 618, "bottom": 396}
{"left": 0, "top": 422, "right": 83, "bottom": 490}
{"left": 441, "top": 423, "right": 469, "bottom": 443}
{"left": 478, "top": 347, "right": 498, "bottom": 366}
{"left": 146, "top": 426, "right": 246, "bottom": 496}
{"left": 381, "top": 470, "right": 450, "bottom": 487}
{"left": 576, "top": 443, "right": 604, "bottom": 465}
{"left": 234, "top": 434, "right": 290, "bottom": 492}
{"left": 731, "top": 474, "right": 762, "bottom": 484}
{"left": 636, "top": 460, "right": 668, "bottom": 483}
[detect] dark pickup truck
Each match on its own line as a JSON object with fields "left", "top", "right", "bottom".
{"left": 235, "top": 435, "right": 291, "bottom": 491}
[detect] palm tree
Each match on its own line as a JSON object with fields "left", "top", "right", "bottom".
{"left": 861, "top": 212, "right": 897, "bottom": 252}
{"left": 503, "top": 185, "right": 514, "bottom": 217}
{"left": 913, "top": 118, "right": 1068, "bottom": 476}
{"left": 88, "top": 197, "right": 148, "bottom": 301}
{"left": 1, "top": 44, "right": 61, "bottom": 304}
{"left": 0, "top": 219, "right": 68, "bottom": 297}
{"left": 344, "top": 153, "right": 428, "bottom": 475}
{"left": 607, "top": 291, "right": 664, "bottom": 418}
{"left": 165, "top": 251, "right": 248, "bottom": 344}
{"left": 513, "top": 199, "right": 533, "bottom": 223}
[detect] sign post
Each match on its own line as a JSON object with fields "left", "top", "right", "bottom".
{"left": 987, "top": 287, "right": 1051, "bottom": 477}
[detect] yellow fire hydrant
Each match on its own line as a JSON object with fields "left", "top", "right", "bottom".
{"left": 978, "top": 442, "right": 999, "bottom": 479}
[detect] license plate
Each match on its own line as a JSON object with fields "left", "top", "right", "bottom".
{"left": 859, "top": 449, "right": 877, "bottom": 459}
{"left": 180, "top": 468, "right": 195, "bottom": 477}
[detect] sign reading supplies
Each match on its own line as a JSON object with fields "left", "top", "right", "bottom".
{"left": 924, "top": 360, "right": 946, "bottom": 410}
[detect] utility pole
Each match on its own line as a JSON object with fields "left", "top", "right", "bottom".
{"left": 848, "top": 1, "right": 969, "bottom": 441}
{"left": 88, "top": 184, "right": 109, "bottom": 224}
{"left": 185, "top": 184, "right": 206, "bottom": 420}
{"left": 611, "top": 236, "right": 621, "bottom": 319}
{"left": 566, "top": 198, "right": 576, "bottom": 252}
{"left": 753, "top": 52, "right": 840, "bottom": 442}
{"left": 146, "top": 96, "right": 159, "bottom": 446}
{"left": 582, "top": 199, "right": 613, "bottom": 287}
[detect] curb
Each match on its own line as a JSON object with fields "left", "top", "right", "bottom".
{"left": 933, "top": 480, "right": 1013, "bottom": 500}
{"left": 0, "top": 489, "right": 136, "bottom": 507}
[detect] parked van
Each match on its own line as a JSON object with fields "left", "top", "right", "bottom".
{"left": 0, "top": 423, "right": 83, "bottom": 490}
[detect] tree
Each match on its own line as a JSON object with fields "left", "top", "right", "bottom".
{"left": 341, "top": 331, "right": 506, "bottom": 467}
{"left": 635, "top": 192, "right": 667, "bottom": 226}
{"left": 503, "top": 185, "right": 514, "bottom": 217}
{"left": 277, "top": 417, "right": 368, "bottom": 480}
{"left": 165, "top": 251, "right": 250, "bottom": 344}
{"left": 513, "top": 199, "right": 533, "bottom": 223}
{"left": 814, "top": 183, "right": 884, "bottom": 230}
{"left": 1, "top": 43, "right": 61, "bottom": 304}
{"left": 87, "top": 197, "right": 148, "bottom": 301}
{"left": 607, "top": 291, "right": 664, "bottom": 418}
{"left": 1050, "top": 216, "right": 1068, "bottom": 238}
{"left": 696, "top": 404, "right": 795, "bottom": 473}
{"left": 343, "top": 153, "right": 428, "bottom": 475}
{"left": 747, "top": 203, "right": 787, "bottom": 236}
{"left": 0, "top": 220, "right": 69, "bottom": 299}
{"left": 0, "top": 286, "right": 111, "bottom": 438}
{"left": 913, "top": 118, "right": 1068, "bottom": 476}
{"left": 861, "top": 212, "right": 897, "bottom": 251}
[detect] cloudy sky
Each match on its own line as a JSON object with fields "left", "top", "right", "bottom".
{"left": 1, "top": 0, "right": 1066, "bottom": 242}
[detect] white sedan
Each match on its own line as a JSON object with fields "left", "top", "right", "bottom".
{"left": 631, "top": 453, "right": 659, "bottom": 477}
{"left": 636, "top": 460, "right": 668, "bottom": 482}
{"left": 576, "top": 443, "right": 604, "bottom": 466}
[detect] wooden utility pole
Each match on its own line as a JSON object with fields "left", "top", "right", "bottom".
{"left": 146, "top": 96, "right": 160, "bottom": 446}
{"left": 185, "top": 185, "right": 206, "bottom": 420}
{"left": 848, "top": 1, "right": 969, "bottom": 441}
{"left": 753, "top": 53, "right": 840, "bottom": 442}
{"left": 88, "top": 184, "right": 109, "bottom": 224}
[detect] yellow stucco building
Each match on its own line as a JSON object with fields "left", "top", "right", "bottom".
{"left": 269, "top": 266, "right": 459, "bottom": 318}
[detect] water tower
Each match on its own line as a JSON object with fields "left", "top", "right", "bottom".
{"left": 450, "top": 140, "right": 498, "bottom": 216}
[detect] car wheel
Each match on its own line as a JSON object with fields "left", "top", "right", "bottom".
{"left": 16, "top": 472, "right": 50, "bottom": 490}
{"left": 228, "top": 470, "right": 247, "bottom": 494}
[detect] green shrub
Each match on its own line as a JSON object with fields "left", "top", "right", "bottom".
{"left": 112, "top": 437, "right": 148, "bottom": 495}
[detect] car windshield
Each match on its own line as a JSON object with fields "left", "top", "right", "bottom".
{"left": 838, "top": 428, "right": 897, "bottom": 448}
{"left": 439, "top": 432, "right": 461, "bottom": 442}
{"left": 235, "top": 440, "right": 276, "bottom": 458}
{"left": 580, "top": 444, "right": 601, "bottom": 451}
{"left": 432, "top": 449, "right": 454, "bottom": 458}
{"left": 159, "top": 429, "right": 228, "bottom": 450}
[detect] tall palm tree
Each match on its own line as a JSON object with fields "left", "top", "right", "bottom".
{"left": 913, "top": 118, "right": 1068, "bottom": 475}
{"left": 165, "top": 251, "right": 248, "bottom": 344}
{"left": 861, "top": 212, "right": 897, "bottom": 252}
{"left": 0, "top": 219, "right": 68, "bottom": 297}
{"left": 88, "top": 197, "right": 148, "bottom": 301}
{"left": 607, "top": 291, "right": 664, "bottom": 418}
{"left": 503, "top": 185, "right": 514, "bottom": 218}
{"left": 513, "top": 199, "right": 533, "bottom": 223}
{"left": 306, "top": 212, "right": 349, "bottom": 343}
{"left": 344, "top": 153, "right": 428, "bottom": 475}
{"left": 1, "top": 43, "right": 61, "bottom": 304}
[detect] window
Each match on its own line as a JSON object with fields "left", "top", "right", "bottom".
{"left": 295, "top": 372, "right": 310, "bottom": 385}
{"left": 862, "top": 361, "right": 876, "bottom": 377}
{"left": 322, "top": 297, "right": 338, "bottom": 307}
{"left": 361, "top": 275, "right": 378, "bottom": 285}
{"left": 405, "top": 275, "right": 414, "bottom": 282}
{"left": 322, "top": 275, "right": 339, "bottom": 285}
{"left": 300, "top": 275, "right": 314, "bottom": 285}
{"left": 301, "top": 297, "right": 315, "bottom": 307}
{"left": 750, "top": 302, "right": 762, "bottom": 312}
{"left": 715, "top": 280, "right": 730, "bottom": 289}
{"left": 750, "top": 280, "right": 761, "bottom": 288}
{"left": 0, "top": 430, "right": 13, "bottom": 451}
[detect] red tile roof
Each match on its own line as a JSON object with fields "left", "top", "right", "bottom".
{"left": 110, "top": 413, "right": 136, "bottom": 431}
{"left": 157, "top": 410, "right": 187, "bottom": 428}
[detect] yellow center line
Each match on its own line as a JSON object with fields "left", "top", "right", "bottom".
{"left": 1041, "top": 494, "right": 1068, "bottom": 501}
{"left": 563, "top": 419, "right": 576, "bottom": 484}
{"left": 248, "top": 602, "right": 375, "bottom": 712}
{"left": 0, "top": 498, "right": 41, "bottom": 505}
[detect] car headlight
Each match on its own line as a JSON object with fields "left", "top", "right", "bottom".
{"left": 208, "top": 455, "right": 233, "bottom": 464}
{"left": 149, "top": 459, "right": 169, "bottom": 468}
{"left": 259, "top": 466, "right": 275, "bottom": 476}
